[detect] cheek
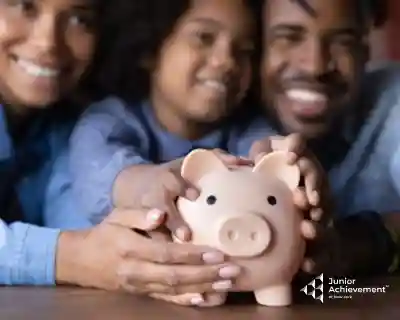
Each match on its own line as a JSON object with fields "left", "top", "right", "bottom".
{"left": 66, "top": 31, "right": 95, "bottom": 70}
{"left": 0, "top": 16, "right": 28, "bottom": 51}
{"left": 336, "top": 53, "right": 360, "bottom": 93}
{"left": 157, "top": 46, "right": 202, "bottom": 92}
{"left": 261, "top": 49, "right": 285, "bottom": 85}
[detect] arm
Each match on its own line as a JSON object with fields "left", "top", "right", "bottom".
{"left": 0, "top": 219, "right": 59, "bottom": 285}
{"left": 69, "top": 97, "right": 152, "bottom": 224}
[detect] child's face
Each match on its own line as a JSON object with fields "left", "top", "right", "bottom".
{"left": 152, "top": 0, "right": 255, "bottom": 126}
{"left": 0, "top": 0, "right": 96, "bottom": 108}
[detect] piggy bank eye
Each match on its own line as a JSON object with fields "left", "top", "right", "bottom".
{"left": 267, "top": 196, "right": 277, "bottom": 206}
{"left": 206, "top": 195, "right": 217, "bottom": 205}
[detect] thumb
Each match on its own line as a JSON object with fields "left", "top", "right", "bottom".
{"left": 249, "top": 138, "right": 273, "bottom": 161}
{"left": 105, "top": 207, "right": 166, "bottom": 231}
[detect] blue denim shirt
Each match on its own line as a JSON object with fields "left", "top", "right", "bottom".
{"left": 66, "top": 98, "right": 238, "bottom": 224}
{"left": 0, "top": 105, "right": 85, "bottom": 285}
{"left": 235, "top": 64, "right": 400, "bottom": 217}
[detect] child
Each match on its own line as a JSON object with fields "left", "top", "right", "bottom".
{"left": 61, "top": 0, "right": 324, "bottom": 306}
{"left": 68, "top": 0, "right": 263, "bottom": 225}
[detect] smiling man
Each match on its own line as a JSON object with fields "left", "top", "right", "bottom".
{"left": 237, "top": 0, "right": 400, "bottom": 277}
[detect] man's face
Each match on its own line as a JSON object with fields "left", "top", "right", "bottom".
{"left": 262, "top": 0, "right": 369, "bottom": 138}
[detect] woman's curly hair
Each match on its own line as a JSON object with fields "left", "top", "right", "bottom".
{"left": 88, "top": 0, "right": 263, "bottom": 104}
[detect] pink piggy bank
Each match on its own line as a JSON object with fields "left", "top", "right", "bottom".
{"left": 176, "top": 149, "right": 306, "bottom": 306}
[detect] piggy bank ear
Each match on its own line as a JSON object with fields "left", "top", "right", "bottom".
{"left": 181, "top": 149, "right": 229, "bottom": 185}
{"left": 253, "top": 151, "right": 300, "bottom": 190}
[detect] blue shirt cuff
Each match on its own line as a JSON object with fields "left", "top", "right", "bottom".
{"left": 0, "top": 221, "right": 60, "bottom": 286}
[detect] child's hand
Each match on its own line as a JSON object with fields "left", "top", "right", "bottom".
{"left": 115, "top": 149, "right": 253, "bottom": 242}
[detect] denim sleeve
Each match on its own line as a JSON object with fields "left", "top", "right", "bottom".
{"left": 228, "top": 117, "right": 276, "bottom": 157}
{"left": 69, "top": 97, "right": 151, "bottom": 224}
{"left": 0, "top": 219, "right": 59, "bottom": 285}
{"left": 44, "top": 148, "right": 94, "bottom": 230}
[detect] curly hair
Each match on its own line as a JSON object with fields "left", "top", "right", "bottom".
{"left": 89, "top": 0, "right": 263, "bottom": 104}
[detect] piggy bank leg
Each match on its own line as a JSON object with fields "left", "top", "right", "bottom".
{"left": 254, "top": 284, "right": 291, "bottom": 306}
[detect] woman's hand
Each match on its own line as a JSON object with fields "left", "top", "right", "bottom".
{"left": 55, "top": 208, "right": 241, "bottom": 305}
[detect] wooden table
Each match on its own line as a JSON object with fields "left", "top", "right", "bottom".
{"left": 1, "top": 276, "right": 399, "bottom": 320}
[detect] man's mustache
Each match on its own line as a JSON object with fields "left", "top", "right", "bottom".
{"left": 279, "top": 70, "right": 348, "bottom": 91}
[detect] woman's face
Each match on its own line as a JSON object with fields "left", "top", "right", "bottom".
{"left": 0, "top": 0, "right": 96, "bottom": 109}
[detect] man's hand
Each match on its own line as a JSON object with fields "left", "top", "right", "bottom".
{"left": 55, "top": 207, "right": 241, "bottom": 304}
{"left": 249, "top": 133, "right": 332, "bottom": 226}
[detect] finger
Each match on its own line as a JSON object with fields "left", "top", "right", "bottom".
{"left": 310, "top": 207, "right": 324, "bottom": 222}
{"left": 297, "top": 157, "right": 320, "bottom": 206}
{"left": 276, "top": 134, "right": 307, "bottom": 163}
{"left": 163, "top": 171, "right": 199, "bottom": 201}
{"left": 148, "top": 228, "right": 173, "bottom": 242}
{"left": 301, "top": 251, "right": 331, "bottom": 275}
{"left": 212, "top": 149, "right": 253, "bottom": 166}
{"left": 149, "top": 292, "right": 204, "bottom": 306}
{"left": 119, "top": 260, "right": 241, "bottom": 288}
{"left": 105, "top": 208, "right": 166, "bottom": 231}
{"left": 123, "top": 234, "right": 227, "bottom": 265}
{"left": 139, "top": 278, "right": 233, "bottom": 295}
{"left": 165, "top": 199, "right": 192, "bottom": 242}
{"left": 198, "top": 292, "right": 227, "bottom": 307}
{"left": 300, "top": 220, "right": 317, "bottom": 240}
{"left": 293, "top": 188, "right": 310, "bottom": 211}
{"left": 150, "top": 292, "right": 227, "bottom": 307}
{"left": 249, "top": 138, "right": 273, "bottom": 161}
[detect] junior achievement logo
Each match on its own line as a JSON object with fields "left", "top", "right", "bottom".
{"left": 300, "top": 273, "right": 389, "bottom": 303}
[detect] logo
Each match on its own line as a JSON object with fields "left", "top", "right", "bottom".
{"left": 300, "top": 273, "right": 389, "bottom": 302}
{"left": 301, "top": 273, "right": 324, "bottom": 303}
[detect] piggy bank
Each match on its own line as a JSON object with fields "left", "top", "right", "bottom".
{"left": 176, "top": 149, "right": 306, "bottom": 306}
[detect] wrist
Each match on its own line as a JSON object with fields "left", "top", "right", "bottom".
{"left": 55, "top": 230, "right": 89, "bottom": 286}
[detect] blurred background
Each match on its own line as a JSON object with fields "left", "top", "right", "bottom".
{"left": 371, "top": 0, "right": 400, "bottom": 64}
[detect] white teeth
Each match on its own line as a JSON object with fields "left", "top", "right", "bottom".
{"left": 286, "top": 89, "right": 326, "bottom": 102}
{"left": 16, "top": 59, "right": 59, "bottom": 78}
{"left": 201, "top": 80, "right": 226, "bottom": 93}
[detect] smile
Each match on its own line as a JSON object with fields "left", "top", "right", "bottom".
{"left": 15, "top": 58, "right": 59, "bottom": 78}
{"left": 198, "top": 79, "right": 227, "bottom": 93}
{"left": 286, "top": 89, "right": 327, "bottom": 103}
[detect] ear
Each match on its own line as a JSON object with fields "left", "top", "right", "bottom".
{"left": 253, "top": 151, "right": 300, "bottom": 191}
{"left": 181, "top": 149, "right": 228, "bottom": 185}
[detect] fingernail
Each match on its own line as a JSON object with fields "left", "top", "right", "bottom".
{"left": 147, "top": 209, "right": 165, "bottom": 222}
{"left": 190, "top": 295, "right": 205, "bottom": 305}
{"left": 212, "top": 280, "right": 232, "bottom": 291}
{"left": 202, "top": 252, "right": 225, "bottom": 264}
{"left": 287, "top": 152, "right": 297, "bottom": 164}
{"left": 186, "top": 188, "right": 200, "bottom": 201}
{"left": 176, "top": 227, "right": 190, "bottom": 241}
{"left": 311, "top": 191, "right": 320, "bottom": 205}
{"left": 219, "top": 265, "right": 241, "bottom": 278}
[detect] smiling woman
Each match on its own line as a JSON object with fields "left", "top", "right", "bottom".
{"left": 0, "top": 0, "right": 98, "bottom": 112}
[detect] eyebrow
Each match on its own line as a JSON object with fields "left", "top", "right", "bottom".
{"left": 187, "top": 17, "right": 223, "bottom": 28}
{"left": 269, "top": 24, "right": 305, "bottom": 33}
{"left": 270, "top": 24, "right": 360, "bottom": 36}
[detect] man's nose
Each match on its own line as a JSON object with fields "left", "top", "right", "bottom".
{"left": 294, "top": 39, "right": 331, "bottom": 76}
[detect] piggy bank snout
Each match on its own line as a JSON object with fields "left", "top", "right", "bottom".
{"left": 217, "top": 214, "right": 271, "bottom": 258}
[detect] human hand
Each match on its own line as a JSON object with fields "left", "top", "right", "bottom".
{"left": 55, "top": 207, "right": 241, "bottom": 304}
{"left": 114, "top": 149, "right": 253, "bottom": 243}
{"left": 249, "top": 133, "right": 332, "bottom": 226}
